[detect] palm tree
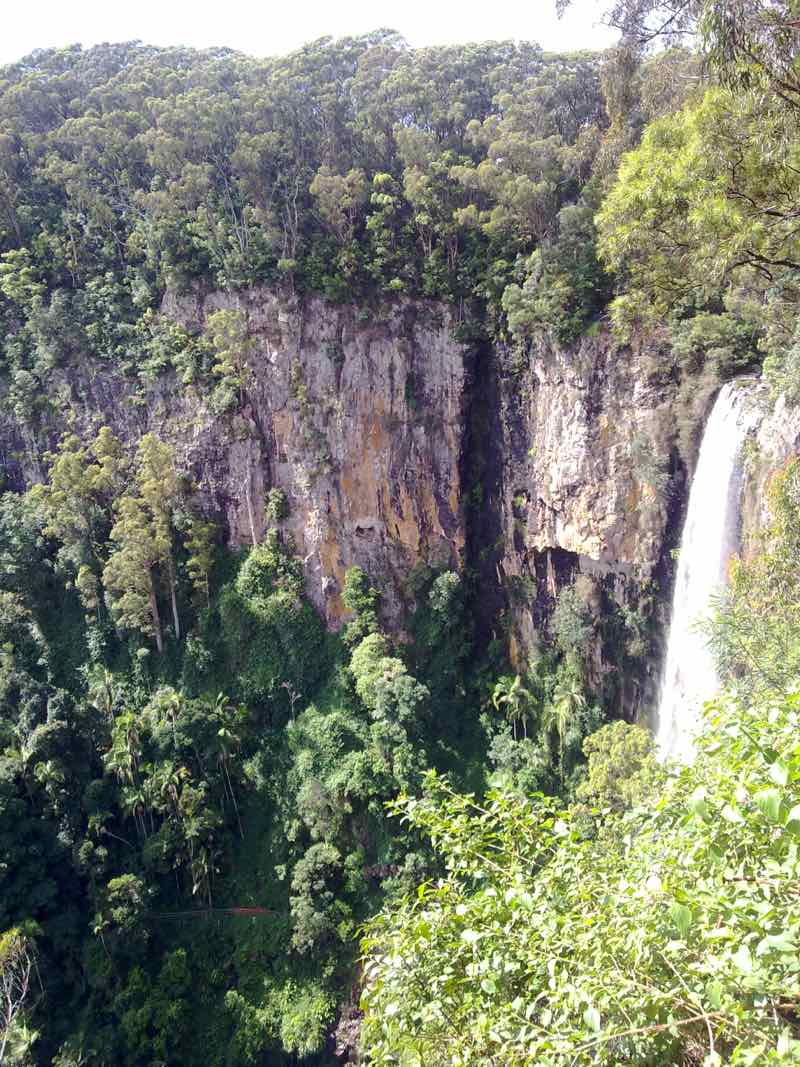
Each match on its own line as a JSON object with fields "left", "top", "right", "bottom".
{"left": 86, "top": 666, "right": 119, "bottom": 722}
{"left": 215, "top": 720, "right": 244, "bottom": 839}
{"left": 544, "top": 661, "right": 587, "bottom": 785}
{"left": 492, "top": 675, "right": 533, "bottom": 740}
{"left": 120, "top": 783, "right": 148, "bottom": 839}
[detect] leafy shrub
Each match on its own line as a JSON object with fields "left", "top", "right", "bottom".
{"left": 671, "top": 312, "right": 757, "bottom": 379}
{"left": 220, "top": 537, "right": 326, "bottom": 702}
{"left": 264, "top": 488, "right": 289, "bottom": 524}
{"left": 502, "top": 203, "right": 611, "bottom": 346}
{"left": 362, "top": 688, "right": 800, "bottom": 1065}
{"left": 342, "top": 566, "right": 380, "bottom": 644}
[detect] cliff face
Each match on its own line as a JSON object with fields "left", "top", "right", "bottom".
{"left": 491, "top": 328, "right": 684, "bottom": 716}
{"left": 3, "top": 286, "right": 797, "bottom": 718}
{"left": 0, "top": 288, "right": 466, "bottom": 628}
{"left": 740, "top": 388, "right": 800, "bottom": 549}
{"left": 162, "top": 288, "right": 466, "bottom": 626}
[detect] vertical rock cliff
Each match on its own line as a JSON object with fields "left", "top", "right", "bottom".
{"left": 491, "top": 328, "right": 685, "bottom": 717}
{"left": 2, "top": 287, "right": 799, "bottom": 721}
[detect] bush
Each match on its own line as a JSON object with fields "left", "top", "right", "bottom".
{"left": 550, "top": 585, "right": 592, "bottom": 655}
{"left": 362, "top": 687, "right": 800, "bottom": 1065}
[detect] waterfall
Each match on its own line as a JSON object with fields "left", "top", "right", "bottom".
{"left": 656, "top": 381, "right": 758, "bottom": 762}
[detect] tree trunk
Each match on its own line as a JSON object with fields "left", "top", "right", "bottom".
{"left": 149, "top": 576, "right": 164, "bottom": 655}
{"left": 167, "top": 556, "right": 181, "bottom": 642}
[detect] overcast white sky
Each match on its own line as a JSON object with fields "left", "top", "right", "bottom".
{"left": 1, "top": 0, "right": 618, "bottom": 65}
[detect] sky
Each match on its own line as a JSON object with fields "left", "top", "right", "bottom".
{"left": 0, "top": 0, "right": 618, "bottom": 66}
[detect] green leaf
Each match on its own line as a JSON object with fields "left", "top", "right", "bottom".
{"left": 705, "top": 980, "right": 723, "bottom": 1010}
{"left": 721, "top": 803, "right": 744, "bottom": 824}
{"left": 732, "top": 944, "right": 753, "bottom": 973}
{"left": 756, "top": 932, "right": 795, "bottom": 955}
{"left": 754, "top": 787, "right": 782, "bottom": 823}
{"left": 769, "top": 761, "right": 789, "bottom": 787}
{"left": 669, "top": 902, "right": 693, "bottom": 938}
{"left": 688, "top": 787, "right": 710, "bottom": 820}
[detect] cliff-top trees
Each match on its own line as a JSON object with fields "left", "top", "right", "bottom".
{"left": 597, "top": 86, "right": 800, "bottom": 326}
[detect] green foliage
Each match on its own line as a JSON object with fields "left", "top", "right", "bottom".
{"left": 597, "top": 86, "right": 800, "bottom": 338}
{"left": 205, "top": 309, "right": 253, "bottom": 415}
{"left": 264, "top": 488, "right": 288, "bottom": 525}
{"left": 341, "top": 565, "right": 380, "bottom": 645}
{"left": 550, "top": 584, "right": 592, "bottom": 656}
{"left": 360, "top": 433, "right": 800, "bottom": 1066}
{"left": 492, "top": 675, "right": 534, "bottom": 740}
{"left": 671, "top": 311, "right": 758, "bottom": 380}
{"left": 503, "top": 202, "right": 611, "bottom": 345}
{"left": 276, "top": 980, "right": 334, "bottom": 1056}
{"left": 763, "top": 317, "right": 800, "bottom": 406}
{"left": 574, "top": 720, "right": 663, "bottom": 813}
{"left": 0, "top": 925, "right": 39, "bottom": 1063}
{"left": 362, "top": 683, "right": 800, "bottom": 1064}
{"left": 0, "top": 34, "right": 647, "bottom": 393}
{"left": 708, "top": 458, "right": 800, "bottom": 699}
{"left": 289, "top": 841, "right": 347, "bottom": 954}
{"left": 4, "top": 25, "right": 790, "bottom": 1067}
{"left": 220, "top": 534, "right": 326, "bottom": 703}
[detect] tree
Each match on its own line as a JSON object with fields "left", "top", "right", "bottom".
{"left": 544, "top": 672, "right": 586, "bottom": 784}
{"left": 362, "top": 678, "right": 800, "bottom": 1065}
{"left": 341, "top": 566, "right": 380, "bottom": 644}
{"left": 492, "top": 675, "right": 533, "bottom": 740}
{"left": 708, "top": 458, "right": 800, "bottom": 698}
{"left": 137, "top": 435, "right": 182, "bottom": 640}
{"left": 34, "top": 428, "right": 125, "bottom": 592}
{"left": 575, "top": 720, "right": 663, "bottom": 813}
{"left": 558, "top": 0, "right": 701, "bottom": 47}
{"left": 0, "top": 927, "right": 38, "bottom": 1065}
{"left": 103, "top": 496, "right": 164, "bottom": 653}
{"left": 93, "top": 875, "right": 150, "bottom": 955}
{"left": 597, "top": 86, "right": 800, "bottom": 327}
{"left": 309, "top": 166, "right": 367, "bottom": 244}
{"left": 183, "top": 517, "right": 215, "bottom": 608}
{"left": 205, "top": 308, "right": 254, "bottom": 413}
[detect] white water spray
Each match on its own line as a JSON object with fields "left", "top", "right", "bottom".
{"left": 656, "top": 381, "right": 758, "bottom": 762}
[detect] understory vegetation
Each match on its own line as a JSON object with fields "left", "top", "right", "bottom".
{"left": 1, "top": 0, "right": 800, "bottom": 1062}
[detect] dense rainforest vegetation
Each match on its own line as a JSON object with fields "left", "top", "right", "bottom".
{"left": 361, "top": 466, "right": 800, "bottom": 1066}
{"left": 1, "top": 0, "right": 800, "bottom": 1062}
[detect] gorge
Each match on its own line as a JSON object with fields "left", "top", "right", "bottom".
{"left": 1, "top": 15, "right": 800, "bottom": 1066}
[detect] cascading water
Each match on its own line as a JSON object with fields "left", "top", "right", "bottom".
{"left": 656, "top": 381, "right": 759, "bottom": 762}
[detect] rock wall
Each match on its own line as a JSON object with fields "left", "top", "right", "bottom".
{"left": 162, "top": 288, "right": 466, "bottom": 625}
{"left": 740, "top": 387, "right": 800, "bottom": 550}
{"left": 0, "top": 287, "right": 467, "bottom": 628}
{"left": 491, "top": 328, "right": 684, "bottom": 718}
{"left": 3, "top": 285, "right": 799, "bottom": 718}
